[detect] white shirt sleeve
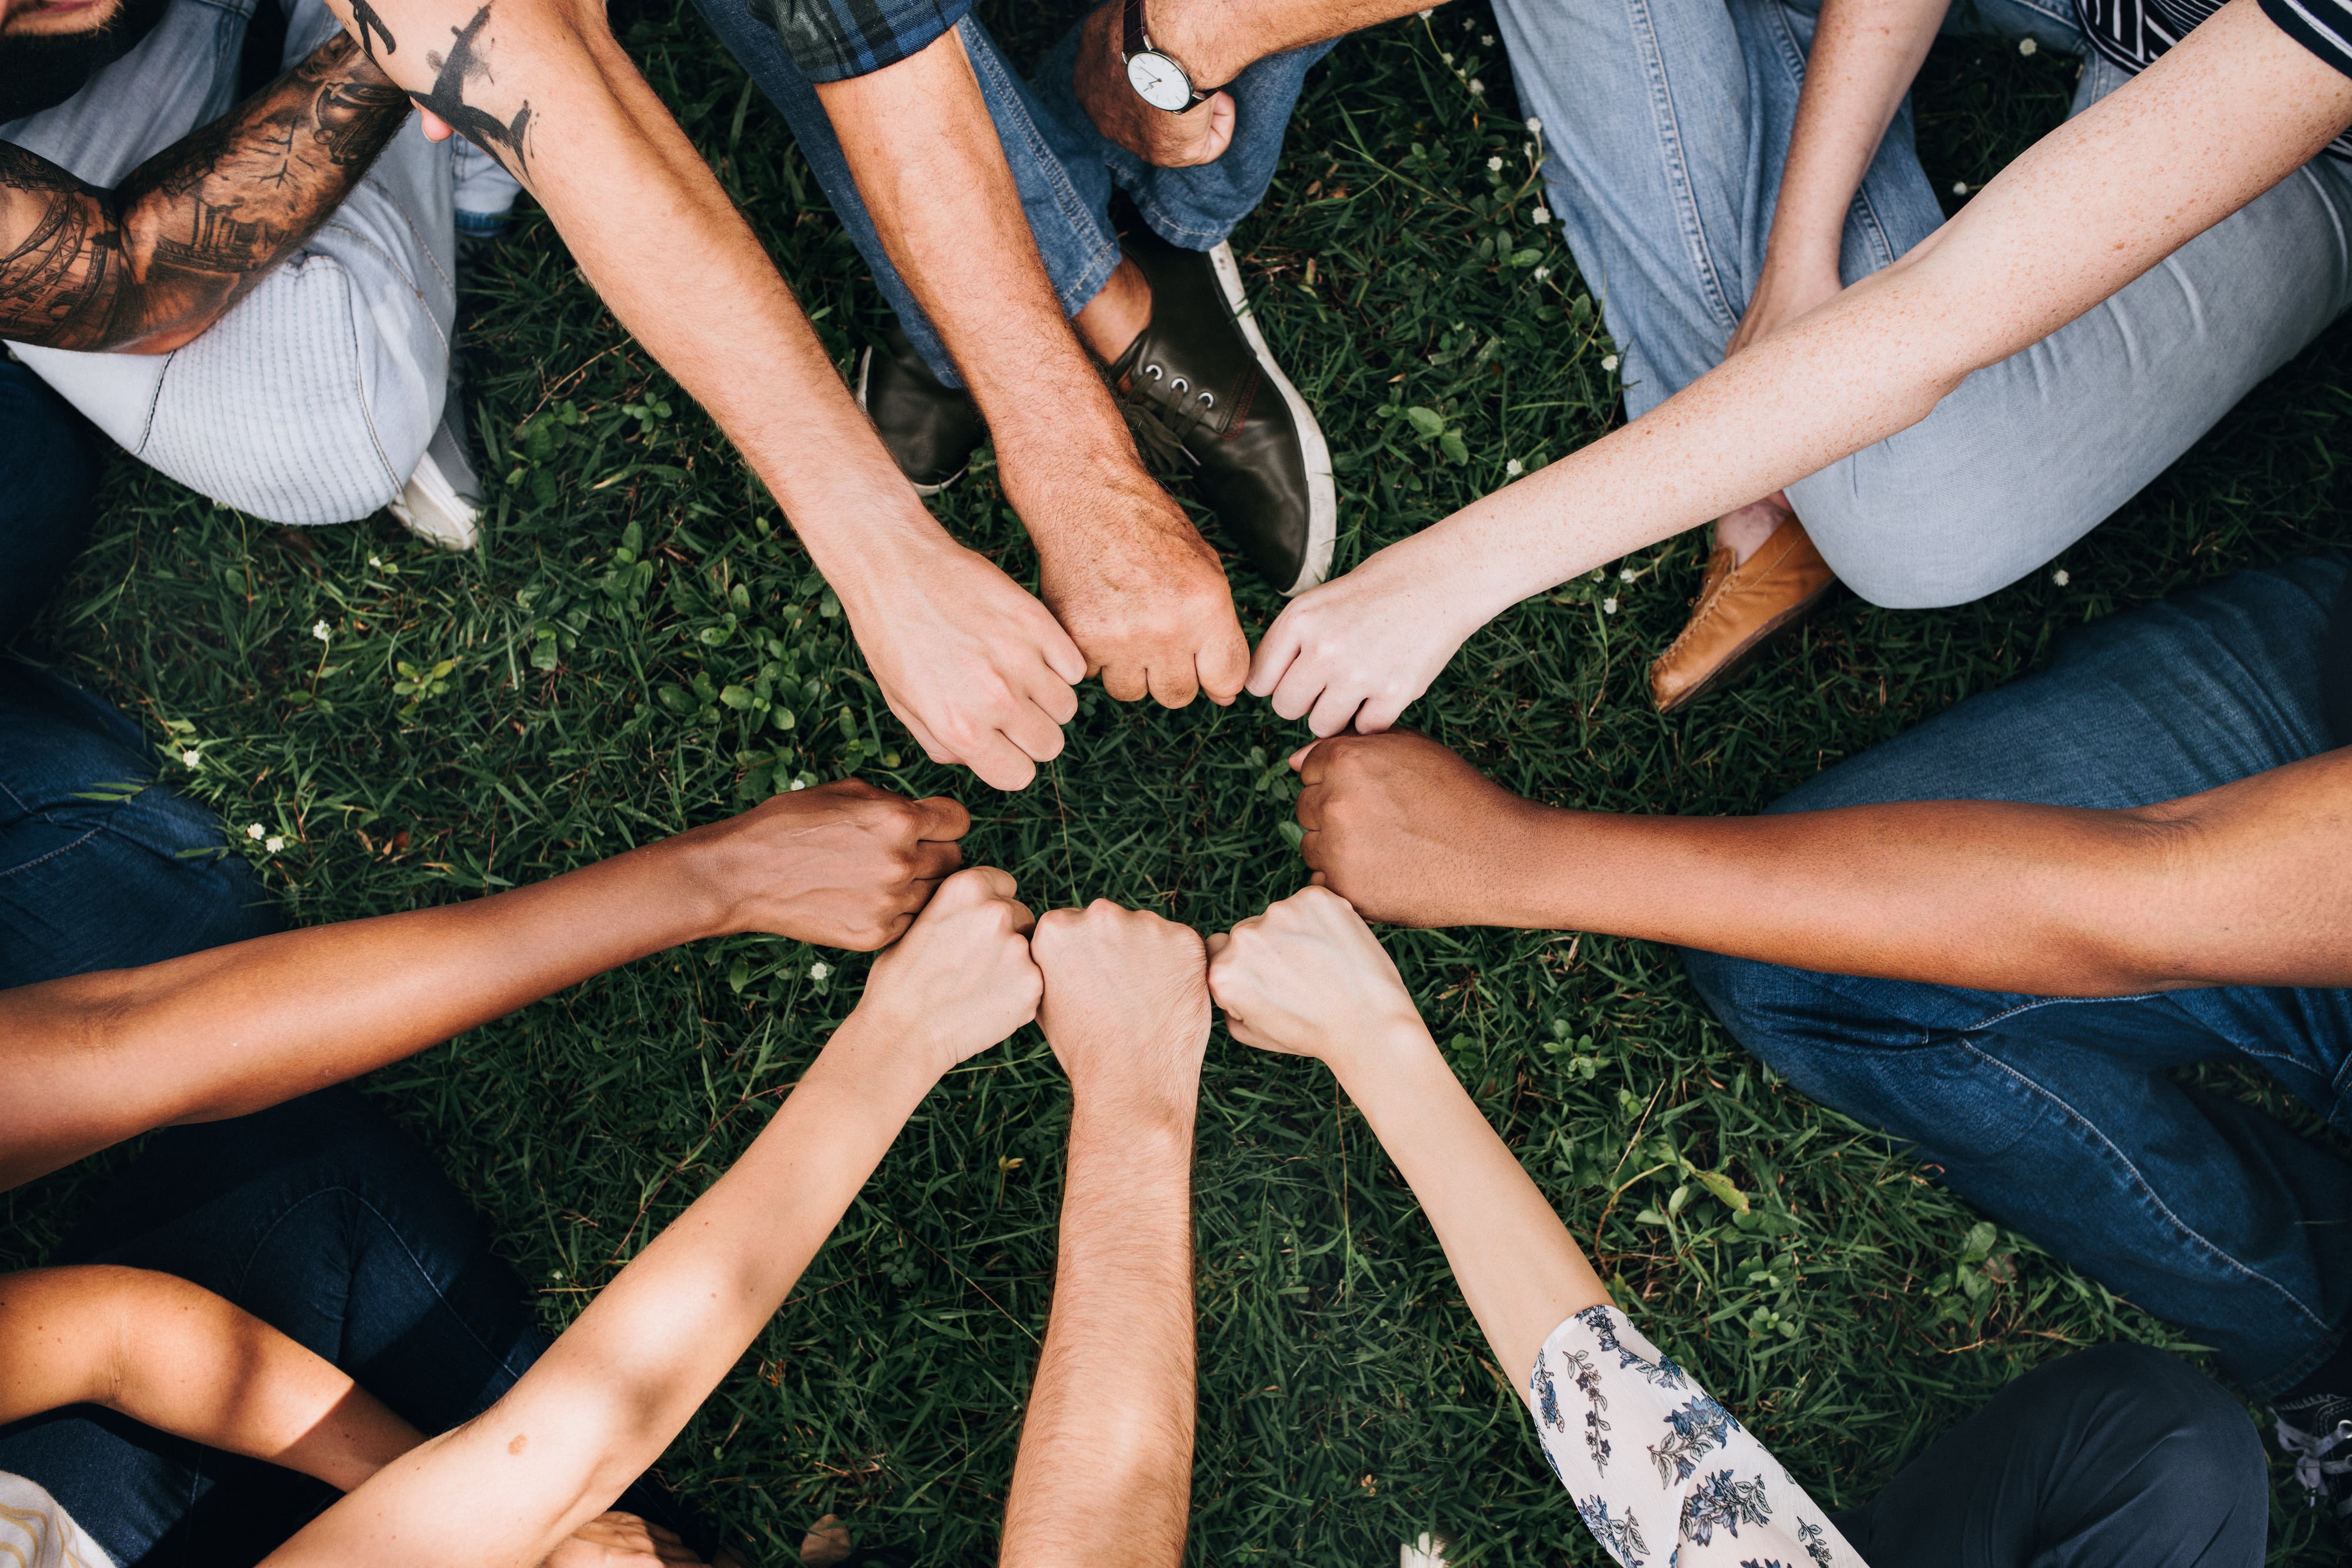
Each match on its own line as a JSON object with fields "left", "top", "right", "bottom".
{"left": 1526, "top": 1305, "right": 1867, "bottom": 1568}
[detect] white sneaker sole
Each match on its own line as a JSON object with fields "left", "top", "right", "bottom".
{"left": 856, "top": 345, "right": 963, "bottom": 499}
{"left": 387, "top": 448, "right": 479, "bottom": 551}
{"left": 1209, "top": 239, "right": 1337, "bottom": 596}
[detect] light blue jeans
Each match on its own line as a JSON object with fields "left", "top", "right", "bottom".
{"left": 1492, "top": 0, "right": 2352, "bottom": 607}
{"left": 1, "top": 0, "right": 517, "bottom": 525}
{"left": 691, "top": 0, "right": 1334, "bottom": 386}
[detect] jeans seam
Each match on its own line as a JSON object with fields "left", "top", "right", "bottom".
{"left": 1959, "top": 1037, "right": 2340, "bottom": 1342}
{"left": 0, "top": 821, "right": 111, "bottom": 880}
{"left": 225, "top": 1183, "right": 523, "bottom": 1373}
{"left": 958, "top": 16, "right": 1121, "bottom": 315}
{"left": 1626, "top": 0, "right": 1738, "bottom": 336}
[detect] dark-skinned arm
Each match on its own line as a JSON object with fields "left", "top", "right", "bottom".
{"left": 0, "top": 33, "right": 409, "bottom": 353}
{"left": 0, "top": 783, "right": 967, "bottom": 1191}
{"left": 1293, "top": 730, "right": 2352, "bottom": 996}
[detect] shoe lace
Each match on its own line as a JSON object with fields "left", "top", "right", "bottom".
{"left": 2274, "top": 1412, "right": 2352, "bottom": 1513}
{"left": 1117, "top": 359, "right": 1218, "bottom": 471}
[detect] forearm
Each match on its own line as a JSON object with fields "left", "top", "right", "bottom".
{"left": 0, "top": 1268, "right": 421, "bottom": 1492}
{"left": 1330, "top": 1028, "right": 1603, "bottom": 1391}
{"left": 0, "top": 35, "right": 408, "bottom": 353}
{"left": 1418, "top": 0, "right": 2352, "bottom": 611}
{"left": 0, "top": 833, "right": 730, "bottom": 1189}
{"left": 1467, "top": 749, "right": 2352, "bottom": 993}
{"left": 816, "top": 33, "right": 1139, "bottom": 500}
{"left": 326, "top": 0, "right": 943, "bottom": 584}
{"left": 265, "top": 1012, "right": 937, "bottom": 1567}
{"left": 1764, "top": 0, "right": 1949, "bottom": 277}
{"left": 1001, "top": 1102, "right": 1197, "bottom": 1568}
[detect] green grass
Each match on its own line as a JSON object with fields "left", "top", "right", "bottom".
{"left": 9, "top": 6, "right": 2352, "bottom": 1563}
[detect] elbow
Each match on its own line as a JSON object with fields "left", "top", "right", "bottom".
{"left": 2067, "top": 810, "right": 2216, "bottom": 994}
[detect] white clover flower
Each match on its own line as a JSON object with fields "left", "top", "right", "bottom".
{"left": 1601, "top": 353, "right": 1621, "bottom": 372}
{"left": 1486, "top": 155, "right": 1503, "bottom": 172}
{"left": 311, "top": 620, "right": 331, "bottom": 643}
{"left": 2019, "top": 35, "right": 2037, "bottom": 54}
{"left": 1469, "top": 78, "right": 1485, "bottom": 95}
{"left": 1530, "top": 204, "right": 1552, "bottom": 226}
{"left": 1441, "top": 50, "right": 1454, "bottom": 63}
{"left": 2053, "top": 568, "right": 2070, "bottom": 587}
{"left": 789, "top": 777, "right": 807, "bottom": 791}
{"left": 246, "top": 823, "right": 266, "bottom": 840}
{"left": 1532, "top": 265, "right": 1551, "bottom": 281}
{"left": 181, "top": 748, "right": 202, "bottom": 768}
{"left": 1951, "top": 180, "right": 1969, "bottom": 196}
{"left": 1620, "top": 567, "right": 1636, "bottom": 582}
{"left": 1526, "top": 116, "right": 1542, "bottom": 134}
{"left": 1481, "top": 33, "right": 1494, "bottom": 44}
{"left": 264, "top": 836, "right": 285, "bottom": 853}
{"left": 1506, "top": 459, "right": 1524, "bottom": 477}
{"left": 1602, "top": 597, "right": 1619, "bottom": 616}
{"left": 368, "top": 554, "right": 382, "bottom": 567}
{"left": 1416, "top": 6, "right": 1432, "bottom": 15}
{"left": 809, "top": 961, "right": 831, "bottom": 981}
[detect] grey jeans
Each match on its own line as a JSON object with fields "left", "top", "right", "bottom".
{"left": 1495, "top": 0, "right": 2352, "bottom": 607}
{"left": 1, "top": 0, "right": 515, "bottom": 525}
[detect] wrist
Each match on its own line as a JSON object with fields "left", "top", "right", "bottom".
{"left": 810, "top": 1008, "right": 949, "bottom": 1114}
{"left": 1140, "top": 0, "right": 1249, "bottom": 91}
{"left": 1323, "top": 1014, "right": 1443, "bottom": 1100}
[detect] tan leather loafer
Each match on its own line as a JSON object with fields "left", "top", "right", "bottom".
{"left": 1648, "top": 516, "right": 1838, "bottom": 713}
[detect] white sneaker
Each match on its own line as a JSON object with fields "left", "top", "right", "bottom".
{"left": 1401, "top": 1533, "right": 1449, "bottom": 1568}
{"left": 388, "top": 407, "right": 482, "bottom": 551}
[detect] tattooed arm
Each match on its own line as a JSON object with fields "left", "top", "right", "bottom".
{"left": 0, "top": 33, "right": 409, "bottom": 353}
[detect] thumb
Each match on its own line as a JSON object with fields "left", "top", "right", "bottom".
{"left": 417, "top": 106, "right": 456, "bottom": 142}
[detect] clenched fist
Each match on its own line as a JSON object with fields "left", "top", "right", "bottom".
{"left": 1031, "top": 900, "right": 1211, "bottom": 1113}
{"left": 679, "top": 780, "right": 971, "bottom": 950}
{"left": 1293, "top": 731, "right": 1547, "bottom": 927}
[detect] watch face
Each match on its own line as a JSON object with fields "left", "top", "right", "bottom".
{"left": 1127, "top": 51, "right": 1195, "bottom": 112}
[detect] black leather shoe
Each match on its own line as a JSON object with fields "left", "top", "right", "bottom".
{"left": 1109, "top": 225, "right": 1335, "bottom": 596}
{"left": 856, "top": 320, "right": 988, "bottom": 496}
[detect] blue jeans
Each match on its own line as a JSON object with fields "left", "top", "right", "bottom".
{"left": 0, "top": 661, "right": 278, "bottom": 985}
{"left": 690, "top": 0, "right": 1334, "bottom": 385}
{"left": 1495, "top": 0, "right": 2352, "bottom": 607}
{"left": 0, "top": 356, "right": 97, "bottom": 648}
{"left": 0, "top": 1088, "right": 707, "bottom": 1564}
{"left": 1684, "top": 557, "right": 2352, "bottom": 1396}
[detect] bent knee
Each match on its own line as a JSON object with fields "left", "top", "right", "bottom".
{"left": 2046, "top": 1345, "right": 2267, "bottom": 1510}
{"left": 1788, "top": 460, "right": 2100, "bottom": 611}
{"left": 138, "top": 251, "right": 445, "bottom": 526}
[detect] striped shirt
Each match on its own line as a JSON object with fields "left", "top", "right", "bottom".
{"left": 2076, "top": 0, "right": 2352, "bottom": 159}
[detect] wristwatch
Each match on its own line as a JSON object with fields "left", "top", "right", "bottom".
{"left": 1121, "top": 0, "right": 1217, "bottom": 112}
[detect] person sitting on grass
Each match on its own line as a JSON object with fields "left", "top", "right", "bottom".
{"left": 0, "top": 866, "right": 1043, "bottom": 1566}
{"left": 1206, "top": 886, "right": 2271, "bottom": 1566}
{"left": 1246, "top": 0, "right": 2352, "bottom": 735}
{"left": 1278, "top": 552, "right": 2352, "bottom": 1505}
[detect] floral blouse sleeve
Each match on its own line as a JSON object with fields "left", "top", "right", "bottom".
{"left": 1526, "top": 1305, "right": 1866, "bottom": 1568}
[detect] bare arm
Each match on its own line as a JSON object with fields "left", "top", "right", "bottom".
{"left": 0, "top": 783, "right": 967, "bottom": 1190}
{"left": 1294, "top": 730, "right": 2352, "bottom": 995}
{"left": 816, "top": 32, "right": 1250, "bottom": 713}
{"left": 1004, "top": 902, "right": 1210, "bottom": 1568}
{"left": 0, "top": 34, "right": 409, "bottom": 353}
{"left": 1723, "top": 0, "right": 1952, "bottom": 357}
{"left": 328, "top": 0, "right": 1085, "bottom": 793}
{"left": 262, "top": 868, "right": 1043, "bottom": 1568}
{"left": 0, "top": 1266, "right": 420, "bottom": 1490}
{"left": 1208, "top": 890, "right": 1605, "bottom": 1390}
{"left": 1250, "top": 0, "right": 2352, "bottom": 734}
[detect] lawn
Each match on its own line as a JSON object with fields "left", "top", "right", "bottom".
{"left": 10, "top": 3, "right": 2352, "bottom": 1562}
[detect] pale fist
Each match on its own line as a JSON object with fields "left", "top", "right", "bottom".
{"left": 541, "top": 1513, "right": 703, "bottom": 1567}
{"left": 860, "top": 867, "right": 1041, "bottom": 1075}
{"left": 844, "top": 538, "right": 1085, "bottom": 793}
{"left": 1016, "top": 456, "right": 1250, "bottom": 710}
{"left": 1205, "top": 887, "right": 1418, "bottom": 1065}
{"left": 1072, "top": 0, "right": 1237, "bottom": 168}
{"left": 1031, "top": 900, "right": 1211, "bottom": 1108}
{"left": 686, "top": 780, "right": 969, "bottom": 950}
{"left": 1294, "top": 731, "right": 1543, "bottom": 926}
{"left": 1247, "top": 533, "right": 1482, "bottom": 735}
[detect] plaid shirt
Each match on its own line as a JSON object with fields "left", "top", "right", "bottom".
{"left": 757, "top": 0, "right": 978, "bottom": 82}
